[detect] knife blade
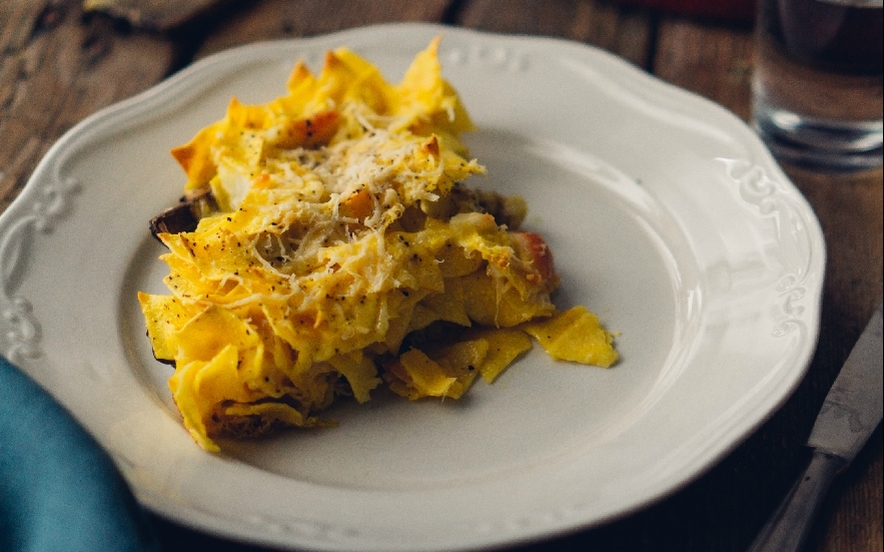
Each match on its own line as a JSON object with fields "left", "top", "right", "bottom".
{"left": 748, "top": 303, "right": 883, "bottom": 552}
{"left": 808, "top": 303, "right": 883, "bottom": 462}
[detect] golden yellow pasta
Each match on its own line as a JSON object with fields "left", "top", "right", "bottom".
{"left": 139, "top": 37, "right": 618, "bottom": 452}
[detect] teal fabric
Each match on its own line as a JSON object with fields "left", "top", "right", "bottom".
{"left": 0, "top": 357, "right": 159, "bottom": 552}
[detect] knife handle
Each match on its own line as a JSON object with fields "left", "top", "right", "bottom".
{"left": 747, "top": 450, "right": 846, "bottom": 552}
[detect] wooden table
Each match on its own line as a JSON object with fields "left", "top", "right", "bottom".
{"left": 2, "top": 1, "right": 881, "bottom": 551}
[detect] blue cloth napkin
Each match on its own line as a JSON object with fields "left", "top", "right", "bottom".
{"left": 0, "top": 357, "right": 160, "bottom": 552}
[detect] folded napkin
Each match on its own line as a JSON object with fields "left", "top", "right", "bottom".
{"left": 0, "top": 357, "right": 159, "bottom": 552}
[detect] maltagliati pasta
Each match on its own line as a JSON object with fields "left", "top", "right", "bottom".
{"left": 138, "top": 37, "right": 618, "bottom": 452}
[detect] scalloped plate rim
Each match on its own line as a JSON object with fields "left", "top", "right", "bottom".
{"left": 0, "top": 22, "right": 825, "bottom": 552}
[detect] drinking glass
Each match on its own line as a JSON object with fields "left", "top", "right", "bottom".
{"left": 752, "top": 0, "right": 883, "bottom": 170}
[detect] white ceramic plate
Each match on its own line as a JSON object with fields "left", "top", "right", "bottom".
{"left": 0, "top": 23, "right": 825, "bottom": 552}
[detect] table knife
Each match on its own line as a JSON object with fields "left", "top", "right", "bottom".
{"left": 748, "top": 303, "right": 883, "bottom": 552}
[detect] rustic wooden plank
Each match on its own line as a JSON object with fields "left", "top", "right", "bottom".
{"left": 456, "top": 0, "right": 654, "bottom": 69}
{"left": 652, "top": 16, "right": 753, "bottom": 120}
{"left": 785, "top": 165, "right": 884, "bottom": 552}
{"left": 82, "top": 0, "right": 227, "bottom": 31}
{"left": 192, "top": 0, "right": 454, "bottom": 59}
{"left": 617, "top": 0, "right": 755, "bottom": 23}
{"left": 0, "top": 0, "right": 174, "bottom": 212}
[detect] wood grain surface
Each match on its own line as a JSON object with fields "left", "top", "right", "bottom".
{"left": 1, "top": 1, "right": 880, "bottom": 551}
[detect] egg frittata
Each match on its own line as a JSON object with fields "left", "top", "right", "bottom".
{"left": 138, "top": 38, "right": 618, "bottom": 452}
